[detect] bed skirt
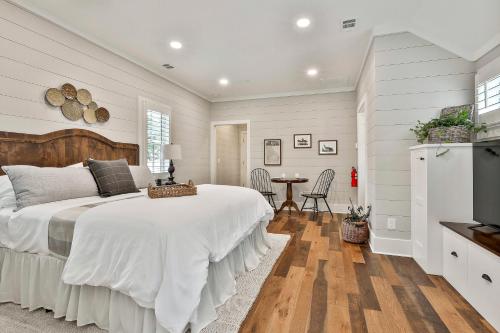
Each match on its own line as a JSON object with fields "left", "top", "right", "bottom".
{"left": 0, "top": 221, "right": 271, "bottom": 333}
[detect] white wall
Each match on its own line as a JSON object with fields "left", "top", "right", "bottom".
{"left": 357, "top": 32, "right": 475, "bottom": 251}
{"left": 0, "top": 1, "right": 211, "bottom": 184}
{"left": 215, "top": 125, "right": 241, "bottom": 186}
{"left": 476, "top": 44, "right": 500, "bottom": 140}
{"left": 211, "top": 92, "right": 357, "bottom": 210}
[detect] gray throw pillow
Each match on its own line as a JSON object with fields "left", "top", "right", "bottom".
{"left": 129, "top": 165, "right": 155, "bottom": 189}
{"left": 87, "top": 159, "right": 139, "bottom": 197}
{"left": 1, "top": 166, "right": 99, "bottom": 211}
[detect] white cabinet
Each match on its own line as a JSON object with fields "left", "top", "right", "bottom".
{"left": 442, "top": 227, "right": 500, "bottom": 331}
{"left": 443, "top": 228, "right": 468, "bottom": 294}
{"left": 410, "top": 144, "right": 473, "bottom": 274}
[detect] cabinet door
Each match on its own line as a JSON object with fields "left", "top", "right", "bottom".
{"left": 466, "top": 244, "right": 500, "bottom": 331}
{"left": 442, "top": 229, "right": 468, "bottom": 294}
{"left": 411, "top": 149, "right": 427, "bottom": 267}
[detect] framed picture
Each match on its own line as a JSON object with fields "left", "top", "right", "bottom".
{"left": 318, "top": 140, "right": 338, "bottom": 155}
{"left": 294, "top": 134, "right": 312, "bottom": 148}
{"left": 264, "top": 139, "right": 281, "bottom": 165}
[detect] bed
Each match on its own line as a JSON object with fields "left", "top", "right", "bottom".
{"left": 0, "top": 129, "right": 275, "bottom": 333}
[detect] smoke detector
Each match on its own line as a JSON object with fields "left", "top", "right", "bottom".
{"left": 162, "top": 64, "right": 175, "bottom": 69}
{"left": 341, "top": 18, "right": 356, "bottom": 31}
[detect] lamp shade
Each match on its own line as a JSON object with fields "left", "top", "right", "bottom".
{"left": 162, "top": 144, "right": 182, "bottom": 160}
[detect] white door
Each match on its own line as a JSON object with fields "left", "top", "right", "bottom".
{"left": 356, "top": 111, "right": 368, "bottom": 207}
{"left": 240, "top": 131, "right": 247, "bottom": 187}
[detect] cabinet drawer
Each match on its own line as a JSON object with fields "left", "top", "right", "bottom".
{"left": 466, "top": 244, "right": 500, "bottom": 330}
{"left": 442, "top": 229, "right": 468, "bottom": 294}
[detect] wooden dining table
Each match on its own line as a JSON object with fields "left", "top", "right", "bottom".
{"left": 271, "top": 177, "right": 309, "bottom": 214}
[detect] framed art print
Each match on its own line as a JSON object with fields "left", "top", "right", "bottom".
{"left": 264, "top": 139, "right": 281, "bottom": 165}
{"left": 294, "top": 134, "right": 312, "bottom": 148}
{"left": 318, "top": 140, "right": 338, "bottom": 155}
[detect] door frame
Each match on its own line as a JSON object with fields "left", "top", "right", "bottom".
{"left": 356, "top": 95, "right": 368, "bottom": 207}
{"left": 210, "top": 120, "right": 251, "bottom": 186}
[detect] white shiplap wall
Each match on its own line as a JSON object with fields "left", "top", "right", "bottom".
{"left": 0, "top": 0, "right": 211, "bottom": 184}
{"left": 358, "top": 32, "right": 475, "bottom": 246}
{"left": 211, "top": 92, "right": 357, "bottom": 209}
{"left": 215, "top": 125, "right": 241, "bottom": 186}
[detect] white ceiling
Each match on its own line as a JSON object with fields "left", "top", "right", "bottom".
{"left": 10, "top": 0, "right": 500, "bottom": 102}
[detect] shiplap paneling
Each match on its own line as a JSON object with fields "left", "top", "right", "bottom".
{"left": 0, "top": 0, "right": 211, "bottom": 184}
{"left": 359, "top": 32, "right": 475, "bottom": 242}
{"left": 211, "top": 92, "right": 357, "bottom": 208}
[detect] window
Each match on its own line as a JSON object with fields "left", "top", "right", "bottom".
{"left": 477, "top": 74, "right": 500, "bottom": 115}
{"left": 146, "top": 109, "right": 170, "bottom": 173}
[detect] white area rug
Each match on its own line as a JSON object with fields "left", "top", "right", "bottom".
{"left": 0, "top": 233, "right": 290, "bottom": 333}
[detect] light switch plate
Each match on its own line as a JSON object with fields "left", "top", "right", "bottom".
{"left": 387, "top": 217, "right": 396, "bottom": 230}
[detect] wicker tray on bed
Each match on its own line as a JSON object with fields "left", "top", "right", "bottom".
{"left": 148, "top": 180, "right": 197, "bottom": 198}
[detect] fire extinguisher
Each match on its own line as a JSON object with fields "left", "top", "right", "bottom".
{"left": 351, "top": 167, "right": 358, "bottom": 188}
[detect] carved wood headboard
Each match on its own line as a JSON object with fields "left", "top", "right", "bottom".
{"left": 0, "top": 129, "right": 139, "bottom": 175}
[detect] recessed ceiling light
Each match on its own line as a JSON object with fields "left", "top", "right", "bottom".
{"left": 307, "top": 68, "right": 318, "bottom": 77}
{"left": 296, "top": 17, "right": 311, "bottom": 28}
{"left": 219, "top": 78, "right": 229, "bottom": 86}
{"left": 169, "top": 40, "right": 183, "bottom": 49}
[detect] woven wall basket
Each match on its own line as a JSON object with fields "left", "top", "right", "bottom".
{"left": 428, "top": 125, "right": 471, "bottom": 144}
{"left": 341, "top": 219, "right": 369, "bottom": 244}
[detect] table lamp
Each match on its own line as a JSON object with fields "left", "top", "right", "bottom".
{"left": 162, "top": 144, "right": 182, "bottom": 184}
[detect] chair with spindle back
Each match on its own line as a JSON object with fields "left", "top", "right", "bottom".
{"left": 300, "top": 169, "right": 335, "bottom": 217}
{"left": 250, "top": 168, "right": 277, "bottom": 211}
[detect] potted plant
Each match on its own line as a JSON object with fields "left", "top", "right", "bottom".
{"left": 410, "top": 106, "right": 486, "bottom": 144}
{"left": 342, "top": 199, "right": 371, "bottom": 244}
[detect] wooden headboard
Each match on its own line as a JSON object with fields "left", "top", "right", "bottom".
{"left": 0, "top": 129, "right": 139, "bottom": 175}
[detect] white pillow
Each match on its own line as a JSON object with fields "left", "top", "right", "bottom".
{"left": 0, "top": 175, "right": 16, "bottom": 208}
{"left": 129, "top": 165, "right": 155, "bottom": 189}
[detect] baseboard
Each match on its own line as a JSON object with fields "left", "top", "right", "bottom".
{"left": 273, "top": 200, "right": 349, "bottom": 214}
{"left": 368, "top": 229, "right": 413, "bottom": 257}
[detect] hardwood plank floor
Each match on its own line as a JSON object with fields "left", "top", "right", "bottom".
{"left": 240, "top": 212, "right": 497, "bottom": 333}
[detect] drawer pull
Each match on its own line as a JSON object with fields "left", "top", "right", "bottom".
{"left": 482, "top": 274, "right": 492, "bottom": 283}
{"left": 418, "top": 157, "right": 425, "bottom": 161}
{"left": 450, "top": 251, "right": 458, "bottom": 257}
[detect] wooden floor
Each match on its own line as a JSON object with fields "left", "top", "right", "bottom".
{"left": 240, "top": 212, "right": 497, "bottom": 333}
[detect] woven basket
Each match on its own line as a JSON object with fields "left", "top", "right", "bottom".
{"left": 341, "top": 219, "right": 369, "bottom": 244}
{"left": 148, "top": 180, "right": 197, "bottom": 199}
{"left": 428, "top": 125, "right": 470, "bottom": 144}
{"left": 440, "top": 104, "right": 474, "bottom": 118}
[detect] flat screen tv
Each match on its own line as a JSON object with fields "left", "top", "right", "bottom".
{"left": 473, "top": 139, "right": 500, "bottom": 229}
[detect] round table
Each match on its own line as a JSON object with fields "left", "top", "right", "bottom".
{"left": 271, "top": 178, "right": 309, "bottom": 214}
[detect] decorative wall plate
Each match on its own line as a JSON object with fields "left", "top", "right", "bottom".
{"left": 87, "top": 101, "right": 98, "bottom": 111}
{"left": 45, "top": 88, "right": 65, "bottom": 107}
{"left": 95, "top": 107, "right": 110, "bottom": 122}
{"left": 83, "top": 109, "right": 97, "bottom": 124}
{"left": 61, "top": 83, "right": 77, "bottom": 100}
{"left": 76, "top": 89, "right": 92, "bottom": 105}
{"left": 61, "top": 100, "right": 83, "bottom": 121}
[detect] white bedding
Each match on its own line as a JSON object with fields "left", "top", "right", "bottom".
{"left": 0, "top": 190, "right": 145, "bottom": 254}
{"left": 62, "top": 184, "right": 274, "bottom": 333}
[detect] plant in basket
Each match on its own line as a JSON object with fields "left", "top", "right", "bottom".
{"left": 410, "top": 106, "right": 486, "bottom": 144}
{"left": 342, "top": 199, "right": 371, "bottom": 244}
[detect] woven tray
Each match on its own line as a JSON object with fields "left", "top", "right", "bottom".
{"left": 148, "top": 180, "right": 197, "bottom": 199}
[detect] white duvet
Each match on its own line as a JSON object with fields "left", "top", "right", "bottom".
{"left": 62, "top": 184, "right": 274, "bottom": 333}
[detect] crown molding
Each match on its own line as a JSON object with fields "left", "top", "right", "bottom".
{"left": 210, "top": 86, "right": 356, "bottom": 103}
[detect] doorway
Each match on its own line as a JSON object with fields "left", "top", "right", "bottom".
{"left": 210, "top": 120, "right": 250, "bottom": 187}
{"left": 357, "top": 99, "right": 368, "bottom": 207}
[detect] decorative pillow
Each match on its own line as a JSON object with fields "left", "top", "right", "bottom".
{"left": 129, "top": 165, "right": 155, "bottom": 189}
{"left": 1, "top": 166, "right": 99, "bottom": 211}
{"left": 87, "top": 159, "right": 139, "bottom": 197}
{"left": 0, "top": 175, "right": 16, "bottom": 208}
